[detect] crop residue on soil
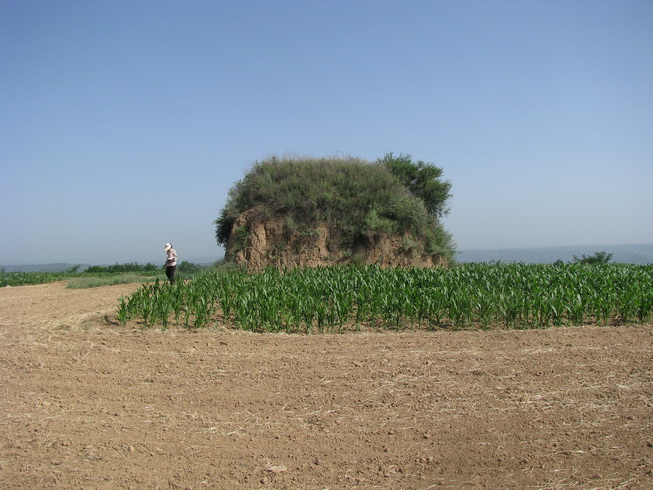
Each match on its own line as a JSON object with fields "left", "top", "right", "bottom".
{"left": 1, "top": 281, "right": 652, "bottom": 488}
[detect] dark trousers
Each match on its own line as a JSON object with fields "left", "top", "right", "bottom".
{"left": 166, "top": 265, "right": 176, "bottom": 284}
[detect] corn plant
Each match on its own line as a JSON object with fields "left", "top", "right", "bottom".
{"left": 116, "top": 263, "right": 653, "bottom": 332}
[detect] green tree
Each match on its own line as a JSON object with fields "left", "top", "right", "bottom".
{"left": 378, "top": 152, "right": 452, "bottom": 219}
{"left": 572, "top": 251, "right": 614, "bottom": 264}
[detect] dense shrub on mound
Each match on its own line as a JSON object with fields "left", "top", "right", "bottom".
{"left": 215, "top": 155, "right": 454, "bottom": 263}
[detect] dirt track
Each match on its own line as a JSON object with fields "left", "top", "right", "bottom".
{"left": 1, "top": 281, "right": 652, "bottom": 489}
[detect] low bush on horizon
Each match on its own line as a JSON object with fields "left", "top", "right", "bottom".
{"left": 84, "top": 262, "right": 160, "bottom": 274}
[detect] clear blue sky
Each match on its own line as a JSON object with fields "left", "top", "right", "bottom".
{"left": 2, "top": 0, "right": 652, "bottom": 265}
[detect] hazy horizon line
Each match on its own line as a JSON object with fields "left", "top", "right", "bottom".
{"left": 3, "top": 242, "right": 652, "bottom": 268}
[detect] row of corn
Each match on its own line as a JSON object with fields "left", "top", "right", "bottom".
{"left": 117, "top": 263, "right": 653, "bottom": 332}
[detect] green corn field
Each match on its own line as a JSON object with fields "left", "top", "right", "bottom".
{"left": 0, "top": 271, "right": 74, "bottom": 287}
{"left": 116, "top": 263, "right": 653, "bottom": 332}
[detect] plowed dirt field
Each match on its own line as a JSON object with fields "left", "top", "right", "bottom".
{"left": 1, "top": 281, "right": 652, "bottom": 488}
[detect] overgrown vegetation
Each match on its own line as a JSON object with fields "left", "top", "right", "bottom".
{"left": 214, "top": 154, "right": 454, "bottom": 262}
{"left": 379, "top": 152, "right": 452, "bottom": 219}
{"left": 118, "top": 263, "right": 653, "bottom": 332}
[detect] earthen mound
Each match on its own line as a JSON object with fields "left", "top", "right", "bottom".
{"left": 226, "top": 207, "right": 447, "bottom": 271}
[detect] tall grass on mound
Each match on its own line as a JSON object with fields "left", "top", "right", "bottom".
{"left": 117, "top": 263, "right": 653, "bottom": 332}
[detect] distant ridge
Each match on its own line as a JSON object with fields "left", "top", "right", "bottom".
{"left": 3, "top": 245, "right": 652, "bottom": 272}
{"left": 1, "top": 257, "right": 222, "bottom": 273}
{"left": 456, "top": 244, "right": 653, "bottom": 265}
{"left": 0, "top": 263, "right": 91, "bottom": 273}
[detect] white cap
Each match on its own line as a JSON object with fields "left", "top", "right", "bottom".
{"left": 164, "top": 243, "right": 172, "bottom": 251}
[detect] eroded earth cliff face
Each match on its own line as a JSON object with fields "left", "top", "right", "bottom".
{"left": 226, "top": 208, "right": 447, "bottom": 271}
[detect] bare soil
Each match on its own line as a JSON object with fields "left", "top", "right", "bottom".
{"left": 1, "top": 281, "right": 652, "bottom": 489}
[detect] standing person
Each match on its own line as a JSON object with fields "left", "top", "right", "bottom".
{"left": 164, "top": 243, "right": 177, "bottom": 284}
